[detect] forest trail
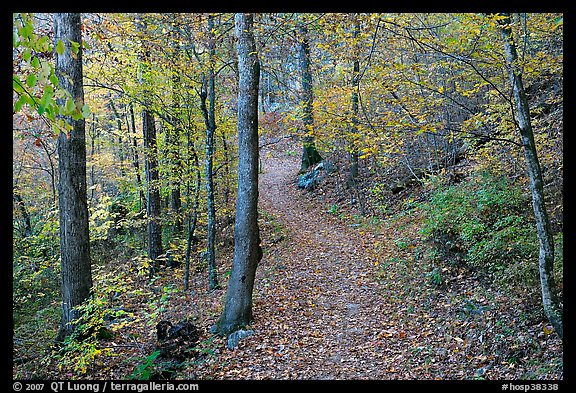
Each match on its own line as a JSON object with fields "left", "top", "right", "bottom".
{"left": 209, "top": 138, "right": 398, "bottom": 379}
{"left": 191, "top": 137, "right": 562, "bottom": 381}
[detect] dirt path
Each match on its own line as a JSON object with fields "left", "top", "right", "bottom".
{"left": 210, "top": 139, "right": 398, "bottom": 379}
{"left": 192, "top": 138, "right": 562, "bottom": 381}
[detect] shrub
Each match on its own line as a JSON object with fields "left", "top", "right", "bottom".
{"left": 420, "top": 170, "right": 543, "bottom": 289}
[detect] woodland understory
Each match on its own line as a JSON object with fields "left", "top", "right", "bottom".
{"left": 13, "top": 13, "right": 563, "bottom": 381}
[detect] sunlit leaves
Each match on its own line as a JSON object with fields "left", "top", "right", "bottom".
{"left": 55, "top": 39, "right": 65, "bottom": 55}
{"left": 13, "top": 13, "right": 90, "bottom": 136}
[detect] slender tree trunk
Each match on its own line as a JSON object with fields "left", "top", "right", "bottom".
{"left": 13, "top": 186, "right": 33, "bottom": 237}
{"left": 298, "top": 22, "right": 322, "bottom": 173}
{"left": 349, "top": 14, "right": 360, "bottom": 180}
{"left": 215, "top": 13, "right": 262, "bottom": 335}
{"left": 184, "top": 141, "right": 201, "bottom": 291}
{"left": 53, "top": 13, "right": 93, "bottom": 342}
{"left": 169, "top": 132, "right": 183, "bottom": 235}
{"left": 221, "top": 129, "right": 231, "bottom": 207}
{"left": 109, "top": 100, "right": 126, "bottom": 178}
{"left": 89, "top": 114, "right": 96, "bottom": 201}
{"left": 137, "top": 15, "right": 163, "bottom": 276}
{"left": 167, "top": 54, "right": 183, "bottom": 235}
{"left": 164, "top": 120, "right": 183, "bottom": 235}
{"left": 200, "top": 14, "right": 220, "bottom": 290}
{"left": 128, "top": 102, "right": 146, "bottom": 210}
{"left": 499, "top": 13, "right": 563, "bottom": 339}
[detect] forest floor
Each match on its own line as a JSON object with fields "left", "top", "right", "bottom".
{"left": 14, "top": 137, "right": 563, "bottom": 381}
{"left": 188, "top": 138, "right": 563, "bottom": 380}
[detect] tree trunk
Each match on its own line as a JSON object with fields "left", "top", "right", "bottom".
{"left": 349, "top": 14, "right": 360, "bottom": 181}
{"left": 142, "top": 110, "right": 163, "bottom": 277}
{"left": 184, "top": 141, "right": 201, "bottom": 291}
{"left": 499, "top": 13, "right": 563, "bottom": 340}
{"left": 128, "top": 102, "right": 146, "bottom": 211}
{"left": 164, "top": 121, "right": 183, "bottom": 235}
{"left": 109, "top": 99, "right": 126, "bottom": 178}
{"left": 214, "top": 13, "right": 262, "bottom": 335}
{"left": 168, "top": 56, "right": 183, "bottom": 235}
{"left": 200, "top": 14, "right": 220, "bottom": 290}
{"left": 298, "top": 22, "right": 322, "bottom": 173}
{"left": 221, "top": 129, "right": 231, "bottom": 207}
{"left": 89, "top": 114, "right": 96, "bottom": 202}
{"left": 137, "top": 15, "right": 163, "bottom": 276}
{"left": 53, "top": 13, "right": 93, "bottom": 342}
{"left": 13, "top": 186, "right": 33, "bottom": 238}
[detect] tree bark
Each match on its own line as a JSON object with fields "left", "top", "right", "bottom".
{"left": 142, "top": 110, "right": 163, "bottom": 277}
{"left": 349, "top": 14, "right": 360, "bottom": 181}
{"left": 53, "top": 13, "right": 93, "bottom": 342}
{"left": 109, "top": 99, "right": 126, "bottom": 178}
{"left": 168, "top": 48, "right": 183, "bottom": 235}
{"left": 137, "top": 15, "right": 163, "bottom": 276}
{"left": 13, "top": 185, "right": 33, "bottom": 238}
{"left": 184, "top": 141, "right": 201, "bottom": 291}
{"left": 215, "top": 13, "right": 262, "bottom": 335}
{"left": 200, "top": 14, "right": 220, "bottom": 290}
{"left": 165, "top": 120, "right": 183, "bottom": 235}
{"left": 128, "top": 102, "right": 146, "bottom": 211}
{"left": 498, "top": 13, "right": 563, "bottom": 340}
{"left": 298, "top": 22, "right": 322, "bottom": 173}
{"left": 221, "top": 129, "right": 231, "bottom": 207}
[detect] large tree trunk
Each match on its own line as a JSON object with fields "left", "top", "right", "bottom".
{"left": 298, "top": 22, "right": 322, "bottom": 173}
{"left": 499, "top": 13, "right": 563, "bottom": 339}
{"left": 214, "top": 13, "right": 262, "bottom": 335}
{"left": 53, "top": 13, "right": 93, "bottom": 342}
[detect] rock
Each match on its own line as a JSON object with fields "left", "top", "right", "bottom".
{"left": 298, "top": 169, "right": 322, "bottom": 190}
{"left": 227, "top": 329, "right": 254, "bottom": 350}
{"left": 156, "top": 320, "right": 200, "bottom": 359}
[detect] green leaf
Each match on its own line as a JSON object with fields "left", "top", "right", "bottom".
{"left": 23, "top": 20, "right": 34, "bottom": 39}
{"left": 554, "top": 16, "right": 563, "bottom": 26}
{"left": 14, "top": 96, "right": 25, "bottom": 113}
{"left": 31, "top": 56, "right": 40, "bottom": 69}
{"left": 65, "top": 97, "right": 75, "bottom": 113}
{"left": 22, "top": 49, "right": 31, "bottom": 62}
{"left": 23, "top": 94, "right": 36, "bottom": 106}
{"left": 13, "top": 76, "right": 24, "bottom": 93}
{"left": 56, "top": 39, "right": 65, "bottom": 55}
{"left": 26, "top": 74, "right": 37, "bottom": 88}
{"left": 50, "top": 73, "right": 59, "bottom": 87}
{"left": 36, "top": 35, "right": 50, "bottom": 52}
{"left": 70, "top": 40, "right": 80, "bottom": 55}
{"left": 37, "top": 104, "right": 45, "bottom": 115}
{"left": 40, "top": 87, "right": 53, "bottom": 108}
{"left": 82, "top": 103, "right": 90, "bottom": 118}
{"left": 44, "top": 104, "right": 54, "bottom": 120}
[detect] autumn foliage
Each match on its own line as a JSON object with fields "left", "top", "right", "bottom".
{"left": 13, "top": 13, "right": 563, "bottom": 381}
